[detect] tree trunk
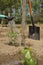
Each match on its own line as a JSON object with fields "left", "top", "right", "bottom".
{"left": 21, "top": 0, "right": 27, "bottom": 45}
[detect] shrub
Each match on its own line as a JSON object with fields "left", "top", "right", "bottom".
{"left": 19, "top": 47, "right": 38, "bottom": 65}
{"left": 8, "top": 31, "right": 19, "bottom": 45}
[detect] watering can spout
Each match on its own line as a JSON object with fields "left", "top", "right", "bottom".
{"left": 5, "top": 16, "right": 15, "bottom": 21}
{"left": 0, "top": 14, "right": 15, "bottom": 21}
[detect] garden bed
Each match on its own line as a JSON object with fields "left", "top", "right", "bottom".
{"left": 0, "top": 24, "right": 43, "bottom": 65}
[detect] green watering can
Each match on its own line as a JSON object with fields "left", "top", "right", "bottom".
{"left": 0, "top": 14, "right": 14, "bottom": 21}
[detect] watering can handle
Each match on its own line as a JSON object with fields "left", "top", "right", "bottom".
{"left": 28, "top": 0, "right": 35, "bottom": 27}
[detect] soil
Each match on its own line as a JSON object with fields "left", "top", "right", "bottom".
{"left": 0, "top": 24, "right": 43, "bottom": 65}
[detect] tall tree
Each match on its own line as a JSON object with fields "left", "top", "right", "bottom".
{"left": 21, "top": 0, "right": 27, "bottom": 45}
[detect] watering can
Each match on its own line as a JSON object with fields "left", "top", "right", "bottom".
{"left": 28, "top": 0, "right": 40, "bottom": 40}
{"left": 0, "top": 14, "right": 14, "bottom": 21}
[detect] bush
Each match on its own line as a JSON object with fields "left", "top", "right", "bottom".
{"left": 8, "top": 31, "right": 19, "bottom": 45}
{"left": 19, "top": 47, "right": 38, "bottom": 65}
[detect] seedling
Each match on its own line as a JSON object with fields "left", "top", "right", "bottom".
{"left": 8, "top": 31, "right": 19, "bottom": 45}
{"left": 19, "top": 47, "right": 38, "bottom": 65}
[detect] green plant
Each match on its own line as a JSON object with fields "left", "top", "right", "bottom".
{"left": 8, "top": 31, "right": 19, "bottom": 45}
{"left": 21, "top": 47, "right": 38, "bottom": 65}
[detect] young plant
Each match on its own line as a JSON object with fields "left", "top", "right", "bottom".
{"left": 8, "top": 31, "right": 19, "bottom": 45}
{"left": 20, "top": 47, "right": 38, "bottom": 65}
